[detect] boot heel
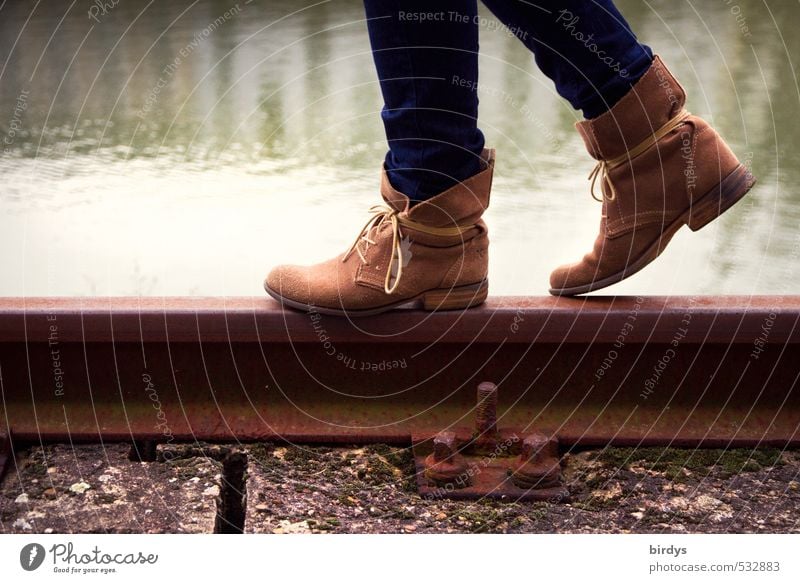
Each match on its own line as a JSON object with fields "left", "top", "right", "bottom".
{"left": 422, "top": 280, "right": 488, "bottom": 311}
{"left": 686, "top": 164, "right": 756, "bottom": 232}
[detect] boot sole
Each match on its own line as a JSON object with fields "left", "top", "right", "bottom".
{"left": 264, "top": 279, "right": 489, "bottom": 317}
{"left": 549, "top": 164, "right": 756, "bottom": 296}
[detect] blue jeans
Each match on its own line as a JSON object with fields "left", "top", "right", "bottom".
{"left": 363, "top": 0, "right": 653, "bottom": 201}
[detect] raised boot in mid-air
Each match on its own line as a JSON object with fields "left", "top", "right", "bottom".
{"left": 549, "top": 56, "right": 756, "bottom": 296}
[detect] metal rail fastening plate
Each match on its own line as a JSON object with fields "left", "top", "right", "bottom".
{"left": 412, "top": 382, "right": 569, "bottom": 502}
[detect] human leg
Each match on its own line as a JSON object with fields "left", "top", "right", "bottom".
{"left": 364, "top": 0, "right": 486, "bottom": 201}
{"left": 264, "top": 2, "right": 495, "bottom": 315}
{"left": 481, "top": 0, "right": 653, "bottom": 118}
{"left": 481, "top": 1, "right": 755, "bottom": 294}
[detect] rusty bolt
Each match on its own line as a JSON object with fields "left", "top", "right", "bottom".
{"left": 424, "top": 431, "right": 470, "bottom": 488}
{"left": 475, "top": 381, "right": 498, "bottom": 437}
{"left": 520, "top": 433, "right": 552, "bottom": 461}
{"left": 432, "top": 431, "right": 458, "bottom": 462}
{"left": 511, "top": 433, "right": 561, "bottom": 490}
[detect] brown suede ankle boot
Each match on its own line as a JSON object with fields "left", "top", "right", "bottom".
{"left": 264, "top": 149, "right": 495, "bottom": 316}
{"left": 549, "top": 56, "right": 756, "bottom": 296}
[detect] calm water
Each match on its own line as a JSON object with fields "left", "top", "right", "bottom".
{"left": 1, "top": 0, "right": 798, "bottom": 297}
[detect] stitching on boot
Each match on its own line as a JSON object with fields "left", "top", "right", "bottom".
{"left": 615, "top": 188, "right": 625, "bottom": 225}
{"left": 355, "top": 261, "right": 391, "bottom": 292}
{"left": 592, "top": 122, "right": 615, "bottom": 235}
{"left": 686, "top": 122, "right": 713, "bottom": 205}
{"left": 606, "top": 210, "right": 683, "bottom": 237}
{"left": 605, "top": 115, "right": 695, "bottom": 236}
{"left": 354, "top": 262, "right": 376, "bottom": 290}
{"left": 603, "top": 173, "right": 626, "bottom": 235}
{"left": 441, "top": 255, "right": 463, "bottom": 289}
{"left": 440, "top": 239, "right": 475, "bottom": 288}
{"left": 355, "top": 236, "right": 391, "bottom": 289}
{"left": 589, "top": 123, "right": 605, "bottom": 159}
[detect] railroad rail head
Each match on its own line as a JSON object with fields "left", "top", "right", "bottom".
{"left": 0, "top": 296, "right": 798, "bottom": 450}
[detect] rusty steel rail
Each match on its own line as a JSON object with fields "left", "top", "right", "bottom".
{"left": 0, "top": 296, "right": 798, "bottom": 452}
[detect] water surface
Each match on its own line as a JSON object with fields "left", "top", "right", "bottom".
{"left": 1, "top": 0, "right": 798, "bottom": 297}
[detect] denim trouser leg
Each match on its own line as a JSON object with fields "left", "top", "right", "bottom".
{"left": 480, "top": 0, "right": 653, "bottom": 118}
{"left": 363, "top": 1, "right": 486, "bottom": 202}
{"left": 363, "top": 1, "right": 653, "bottom": 202}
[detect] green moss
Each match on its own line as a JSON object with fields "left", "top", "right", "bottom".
{"left": 527, "top": 507, "right": 547, "bottom": 521}
{"left": 360, "top": 455, "right": 399, "bottom": 485}
{"left": 591, "top": 447, "right": 784, "bottom": 480}
{"left": 283, "top": 447, "right": 317, "bottom": 467}
{"left": 166, "top": 457, "right": 207, "bottom": 480}
{"left": 19, "top": 447, "right": 52, "bottom": 478}
{"left": 366, "top": 461, "right": 395, "bottom": 483}
{"left": 24, "top": 462, "right": 48, "bottom": 477}
{"left": 399, "top": 475, "right": 417, "bottom": 493}
{"left": 364, "top": 443, "right": 394, "bottom": 457}
{"left": 337, "top": 494, "right": 358, "bottom": 507}
{"left": 365, "top": 445, "right": 414, "bottom": 470}
{"left": 95, "top": 492, "right": 118, "bottom": 505}
{"left": 453, "top": 501, "right": 506, "bottom": 533}
{"left": 387, "top": 509, "right": 415, "bottom": 520}
{"left": 247, "top": 443, "right": 275, "bottom": 465}
{"left": 569, "top": 501, "right": 598, "bottom": 512}
{"left": 361, "top": 445, "right": 415, "bottom": 488}
{"left": 579, "top": 469, "right": 614, "bottom": 490}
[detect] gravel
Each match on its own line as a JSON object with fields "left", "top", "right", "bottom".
{"left": 2, "top": 442, "right": 798, "bottom": 534}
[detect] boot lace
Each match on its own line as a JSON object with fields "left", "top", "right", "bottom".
{"left": 343, "top": 205, "right": 476, "bottom": 295}
{"left": 589, "top": 109, "right": 691, "bottom": 202}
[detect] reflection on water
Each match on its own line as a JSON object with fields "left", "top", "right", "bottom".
{"left": 0, "top": 0, "right": 798, "bottom": 296}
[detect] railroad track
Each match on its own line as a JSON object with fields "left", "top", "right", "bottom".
{"left": 1, "top": 296, "right": 798, "bottom": 500}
